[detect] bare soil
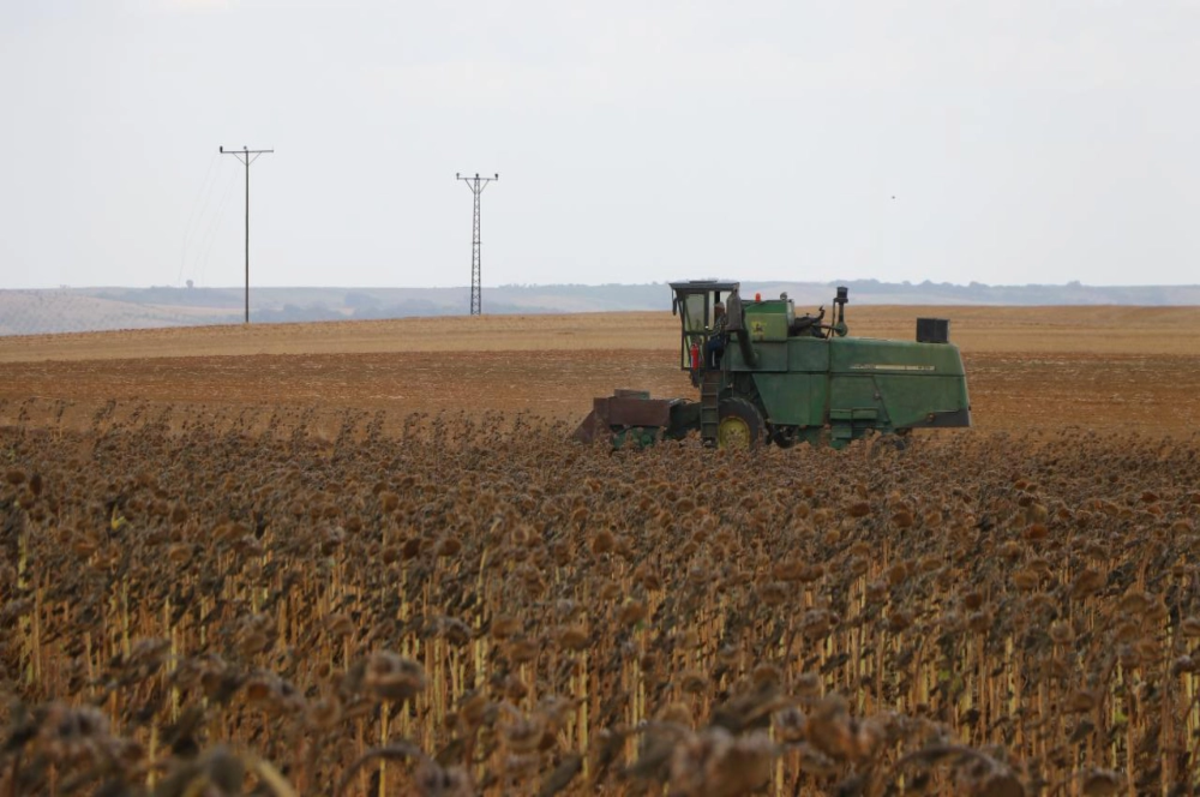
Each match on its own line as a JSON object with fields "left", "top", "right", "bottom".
{"left": 0, "top": 306, "right": 1197, "bottom": 436}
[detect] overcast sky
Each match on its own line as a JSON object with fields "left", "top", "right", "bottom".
{"left": 2, "top": 1, "right": 1199, "bottom": 290}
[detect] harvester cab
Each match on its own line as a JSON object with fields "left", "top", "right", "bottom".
{"left": 669, "top": 280, "right": 739, "bottom": 379}
{"left": 575, "top": 280, "right": 972, "bottom": 451}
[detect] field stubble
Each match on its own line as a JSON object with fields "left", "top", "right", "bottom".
{"left": 0, "top": 307, "right": 1197, "bottom": 436}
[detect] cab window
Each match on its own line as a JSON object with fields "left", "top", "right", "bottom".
{"left": 676, "top": 291, "right": 714, "bottom": 369}
{"left": 680, "top": 293, "right": 709, "bottom": 333}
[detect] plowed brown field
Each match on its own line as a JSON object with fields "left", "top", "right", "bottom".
{"left": 1, "top": 306, "right": 1198, "bottom": 435}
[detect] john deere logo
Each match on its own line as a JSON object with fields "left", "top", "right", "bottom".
{"left": 751, "top": 321, "right": 765, "bottom": 336}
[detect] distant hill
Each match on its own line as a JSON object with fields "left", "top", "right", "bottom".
{"left": 1, "top": 280, "right": 1198, "bottom": 336}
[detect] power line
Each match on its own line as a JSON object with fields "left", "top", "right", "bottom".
{"left": 219, "top": 145, "right": 274, "bottom": 324}
{"left": 455, "top": 172, "right": 499, "bottom": 316}
{"left": 179, "top": 150, "right": 219, "bottom": 285}
{"left": 194, "top": 171, "right": 238, "bottom": 288}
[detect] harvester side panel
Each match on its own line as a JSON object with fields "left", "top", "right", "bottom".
{"left": 750, "top": 372, "right": 825, "bottom": 427}
{"left": 828, "top": 376, "right": 890, "bottom": 426}
{"left": 724, "top": 334, "right": 969, "bottom": 436}
{"left": 731, "top": 342, "right": 787, "bottom": 371}
{"left": 787, "top": 339, "right": 831, "bottom": 371}
{"left": 829, "top": 338, "right": 970, "bottom": 430}
{"left": 829, "top": 338, "right": 966, "bottom": 376}
{"left": 872, "top": 375, "right": 971, "bottom": 428}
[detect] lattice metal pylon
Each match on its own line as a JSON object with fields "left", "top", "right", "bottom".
{"left": 455, "top": 172, "right": 499, "bottom": 315}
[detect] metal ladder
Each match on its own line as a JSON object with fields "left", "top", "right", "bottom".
{"left": 700, "top": 370, "right": 721, "bottom": 445}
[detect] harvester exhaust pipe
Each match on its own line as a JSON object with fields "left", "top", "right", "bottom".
{"left": 834, "top": 286, "right": 848, "bottom": 327}
{"left": 724, "top": 290, "right": 759, "bottom": 368}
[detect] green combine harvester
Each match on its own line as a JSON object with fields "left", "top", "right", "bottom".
{"left": 574, "top": 280, "right": 971, "bottom": 450}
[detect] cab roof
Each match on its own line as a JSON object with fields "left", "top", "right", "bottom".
{"left": 668, "top": 279, "right": 740, "bottom": 293}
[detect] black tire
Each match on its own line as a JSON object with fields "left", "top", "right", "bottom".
{"left": 717, "top": 398, "right": 765, "bottom": 450}
{"left": 769, "top": 425, "right": 799, "bottom": 449}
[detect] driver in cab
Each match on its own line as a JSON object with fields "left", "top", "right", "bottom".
{"left": 705, "top": 301, "right": 728, "bottom": 368}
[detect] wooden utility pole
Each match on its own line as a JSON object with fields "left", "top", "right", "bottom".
{"left": 220, "top": 145, "right": 274, "bottom": 323}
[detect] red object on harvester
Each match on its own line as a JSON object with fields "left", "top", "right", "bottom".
{"left": 689, "top": 341, "right": 701, "bottom": 370}
{"left": 755, "top": 292, "right": 761, "bottom": 301}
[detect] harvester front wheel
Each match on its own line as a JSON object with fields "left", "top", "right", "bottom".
{"left": 717, "top": 398, "right": 765, "bottom": 450}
